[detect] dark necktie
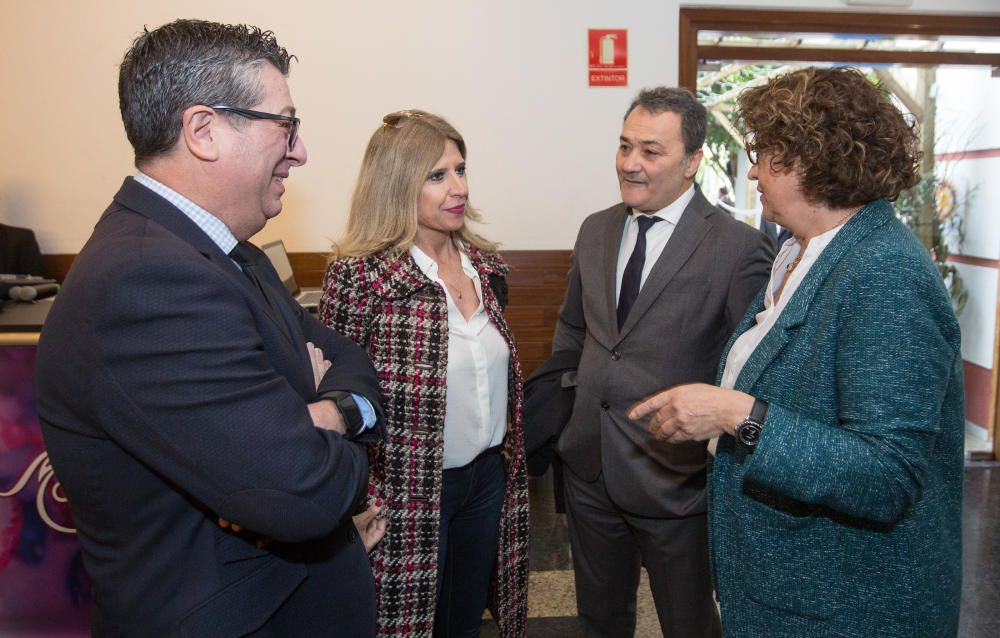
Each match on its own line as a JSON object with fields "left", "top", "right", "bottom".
{"left": 617, "top": 215, "right": 661, "bottom": 329}
{"left": 229, "top": 242, "right": 276, "bottom": 309}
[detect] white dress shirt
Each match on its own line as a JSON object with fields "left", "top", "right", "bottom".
{"left": 409, "top": 245, "right": 510, "bottom": 469}
{"left": 134, "top": 171, "right": 238, "bottom": 254}
{"left": 615, "top": 185, "right": 696, "bottom": 300}
{"left": 720, "top": 225, "right": 844, "bottom": 391}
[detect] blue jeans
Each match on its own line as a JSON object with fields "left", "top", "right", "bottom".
{"left": 434, "top": 447, "right": 506, "bottom": 638}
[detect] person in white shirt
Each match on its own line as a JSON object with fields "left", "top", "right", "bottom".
{"left": 319, "top": 110, "right": 529, "bottom": 638}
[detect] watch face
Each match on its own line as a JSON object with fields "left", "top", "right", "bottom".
{"left": 738, "top": 420, "right": 762, "bottom": 447}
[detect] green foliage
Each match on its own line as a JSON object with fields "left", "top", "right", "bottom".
{"left": 703, "top": 119, "right": 739, "bottom": 187}
{"left": 697, "top": 64, "right": 783, "bottom": 188}
{"left": 894, "top": 174, "right": 968, "bottom": 314}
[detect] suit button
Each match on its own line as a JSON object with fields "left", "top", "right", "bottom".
{"left": 349, "top": 527, "right": 358, "bottom": 541}
{"left": 601, "top": 401, "right": 610, "bottom": 410}
{"left": 611, "top": 350, "right": 621, "bottom": 361}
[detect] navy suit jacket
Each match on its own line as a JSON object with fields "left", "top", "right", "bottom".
{"left": 37, "top": 178, "right": 385, "bottom": 637}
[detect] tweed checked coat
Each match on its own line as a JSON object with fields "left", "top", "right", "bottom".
{"left": 320, "top": 245, "right": 529, "bottom": 638}
{"left": 709, "top": 201, "right": 964, "bottom": 638}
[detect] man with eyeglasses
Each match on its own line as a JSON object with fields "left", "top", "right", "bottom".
{"left": 36, "top": 19, "right": 385, "bottom": 637}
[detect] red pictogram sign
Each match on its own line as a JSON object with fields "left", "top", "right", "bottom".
{"left": 588, "top": 29, "right": 628, "bottom": 87}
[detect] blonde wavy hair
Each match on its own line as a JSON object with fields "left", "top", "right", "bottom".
{"left": 331, "top": 109, "right": 497, "bottom": 259}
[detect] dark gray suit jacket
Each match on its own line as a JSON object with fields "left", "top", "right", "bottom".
{"left": 554, "top": 189, "right": 772, "bottom": 518}
{"left": 761, "top": 217, "right": 793, "bottom": 249}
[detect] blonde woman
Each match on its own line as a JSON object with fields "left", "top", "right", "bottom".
{"left": 320, "top": 110, "right": 528, "bottom": 638}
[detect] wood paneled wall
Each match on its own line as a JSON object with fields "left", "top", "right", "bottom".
{"left": 494, "top": 250, "right": 571, "bottom": 377}
{"left": 41, "top": 255, "right": 74, "bottom": 284}
{"left": 287, "top": 249, "right": 571, "bottom": 376}
{"left": 43, "top": 249, "right": 572, "bottom": 377}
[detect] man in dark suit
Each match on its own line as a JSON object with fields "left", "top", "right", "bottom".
{"left": 0, "top": 223, "right": 46, "bottom": 276}
{"left": 35, "top": 20, "right": 384, "bottom": 637}
{"left": 552, "top": 87, "right": 773, "bottom": 637}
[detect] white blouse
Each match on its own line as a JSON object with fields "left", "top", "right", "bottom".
{"left": 720, "top": 223, "right": 846, "bottom": 391}
{"left": 409, "top": 245, "right": 510, "bottom": 469}
{"left": 614, "top": 185, "right": 694, "bottom": 299}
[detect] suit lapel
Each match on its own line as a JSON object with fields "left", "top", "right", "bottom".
{"left": 362, "top": 250, "right": 436, "bottom": 301}
{"left": 603, "top": 207, "right": 629, "bottom": 334}
{"left": 235, "top": 245, "right": 296, "bottom": 345}
{"left": 731, "top": 200, "right": 895, "bottom": 392}
{"left": 357, "top": 243, "right": 508, "bottom": 305}
{"left": 112, "top": 178, "right": 295, "bottom": 345}
{"left": 617, "top": 192, "right": 711, "bottom": 339}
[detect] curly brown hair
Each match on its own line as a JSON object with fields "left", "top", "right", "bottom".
{"left": 737, "top": 67, "right": 921, "bottom": 208}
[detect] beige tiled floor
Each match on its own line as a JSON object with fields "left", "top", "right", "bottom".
{"left": 526, "top": 569, "right": 663, "bottom": 636}
{"left": 485, "top": 465, "right": 1000, "bottom": 637}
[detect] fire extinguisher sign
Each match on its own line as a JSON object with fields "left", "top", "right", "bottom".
{"left": 588, "top": 29, "right": 627, "bottom": 87}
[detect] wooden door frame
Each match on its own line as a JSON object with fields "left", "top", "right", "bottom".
{"left": 679, "top": 8, "right": 1000, "bottom": 91}
{"left": 678, "top": 7, "right": 1000, "bottom": 460}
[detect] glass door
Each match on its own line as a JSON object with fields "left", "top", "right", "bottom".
{"left": 678, "top": 9, "right": 1000, "bottom": 459}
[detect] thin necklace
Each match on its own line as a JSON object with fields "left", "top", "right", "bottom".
{"left": 786, "top": 207, "right": 858, "bottom": 274}
{"left": 444, "top": 279, "right": 465, "bottom": 300}
{"left": 442, "top": 254, "right": 468, "bottom": 301}
{"left": 832, "top": 207, "right": 859, "bottom": 230}
{"left": 420, "top": 240, "right": 467, "bottom": 301}
{"left": 785, "top": 251, "right": 804, "bottom": 273}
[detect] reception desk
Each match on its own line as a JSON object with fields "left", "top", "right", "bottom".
{"left": 0, "top": 299, "right": 90, "bottom": 636}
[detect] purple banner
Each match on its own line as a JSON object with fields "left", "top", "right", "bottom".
{"left": 0, "top": 347, "right": 90, "bottom": 636}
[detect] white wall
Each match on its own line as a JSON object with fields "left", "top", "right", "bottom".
{"left": 934, "top": 66, "right": 999, "bottom": 425}
{"left": 940, "top": 156, "right": 1000, "bottom": 262}
{"left": 2, "top": 0, "right": 998, "bottom": 252}
{"left": 955, "top": 262, "right": 999, "bottom": 368}
{"left": 935, "top": 66, "right": 1000, "bottom": 154}
{"left": 935, "top": 67, "right": 1000, "bottom": 264}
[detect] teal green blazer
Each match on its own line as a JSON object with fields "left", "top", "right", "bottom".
{"left": 709, "top": 200, "right": 964, "bottom": 638}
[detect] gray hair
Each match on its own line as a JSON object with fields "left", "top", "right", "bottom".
{"left": 624, "top": 87, "right": 707, "bottom": 156}
{"left": 118, "top": 19, "right": 295, "bottom": 165}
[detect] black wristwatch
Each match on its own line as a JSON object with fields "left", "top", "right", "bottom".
{"left": 320, "top": 390, "right": 364, "bottom": 437}
{"left": 735, "top": 398, "right": 768, "bottom": 449}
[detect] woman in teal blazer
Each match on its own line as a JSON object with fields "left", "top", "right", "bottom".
{"left": 631, "top": 67, "right": 964, "bottom": 637}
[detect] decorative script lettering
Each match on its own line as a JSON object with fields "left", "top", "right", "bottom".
{"left": 1, "top": 452, "right": 75, "bottom": 534}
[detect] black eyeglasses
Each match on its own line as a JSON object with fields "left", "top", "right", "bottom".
{"left": 745, "top": 146, "right": 758, "bottom": 166}
{"left": 208, "top": 105, "right": 300, "bottom": 150}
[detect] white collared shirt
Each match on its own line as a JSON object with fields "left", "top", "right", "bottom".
{"left": 615, "top": 185, "right": 696, "bottom": 300}
{"left": 133, "top": 172, "right": 237, "bottom": 255}
{"left": 409, "top": 245, "right": 510, "bottom": 469}
{"left": 720, "top": 224, "right": 844, "bottom": 390}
